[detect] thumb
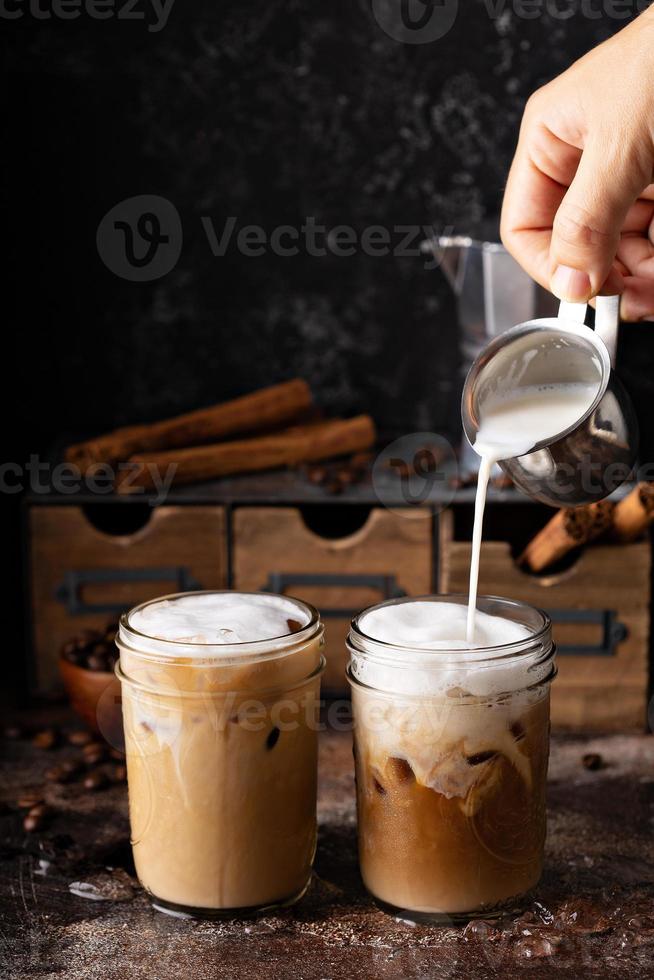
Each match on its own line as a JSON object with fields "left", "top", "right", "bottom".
{"left": 550, "top": 138, "right": 646, "bottom": 302}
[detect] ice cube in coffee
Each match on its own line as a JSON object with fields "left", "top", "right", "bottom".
{"left": 347, "top": 595, "right": 555, "bottom": 921}
{"left": 117, "top": 591, "right": 324, "bottom": 917}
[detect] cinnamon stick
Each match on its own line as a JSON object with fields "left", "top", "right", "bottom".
{"left": 520, "top": 500, "right": 616, "bottom": 573}
{"left": 116, "top": 415, "right": 376, "bottom": 493}
{"left": 66, "top": 379, "right": 313, "bottom": 471}
{"left": 612, "top": 482, "right": 654, "bottom": 543}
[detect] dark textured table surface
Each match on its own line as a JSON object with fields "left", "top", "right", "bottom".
{"left": 1, "top": 712, "right": 653, "bottom": 980}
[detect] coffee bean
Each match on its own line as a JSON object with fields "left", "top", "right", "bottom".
{"left": 266, "top": 727, "right": 280, "bottom": 750}
{"left": 32, "top": 729, "right": 58, "bottom": 750}
{"left": 86, "top": 653, "right": 109, "bottom": 672}
{"left": 306, "top": 464, "right": 327, "bottom": 485}
{"left": 46, "top": 762, "right": 80, "bottom": 784}
{"left": 3, "top": 725, "right": 24, "bottom": 740}
{"left": 83, "top": 772, "right": 108, "bottom": 792}
{"left": 83, "top": 746, "right": 107, "bottom": 767}
{"left": 27, "top": 803, "right": 48, "bottom": 820}
{"left": 67, "top": 730, "right": 93, "bottom": 747}
{"left": 76, "top": 629, "right": 101, "bottom": 649}
{"left": 582, "top": 752, "right": 603, "bottom": 771}
{"left": 82, "top": 741, "right": 106, "bottom": 759}
{"left": 23, "top": 812, "right": 45, "bottom": 833}
{"left": 109, "top": 747, "right": 125, "bottom": 761}
{"left": 17, "top": 792, "right": 44, "bottom": 809}
{"left": 111, "top": 765, "right": 127, "bottom": 783}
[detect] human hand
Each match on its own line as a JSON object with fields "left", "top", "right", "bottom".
{"left": 501, "top": 8, "right": 654, "bottom": 321}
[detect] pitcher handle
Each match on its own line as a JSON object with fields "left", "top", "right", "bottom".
{"left": 594, "top": 295, "right": 619, "bottom": 368}
{"left": 558, "top": 296, "right": 619, "bottom": 368}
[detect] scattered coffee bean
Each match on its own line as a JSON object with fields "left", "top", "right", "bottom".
{"left": 83, "top": 747, "right": 107, "bottom": 767}
{"left": 307, "top": 465, "right": 327, "bottom": 485}
{"left": 109, "top": 747, "right": 125, "bottom": 760}
{"left": 32, "top": 729, "right": 58, "bottom": 750}
{"left": 27, "top": 803, "right": 48, "bottom": 820}
{"left": 266, "top": 727, "right": 280, "bottom": 750}
{"left": 17, "top": 792, "right": 44, "bottom": 809}
{"left": 3, "top": 724, "right": 24, "bottom": 740}
{"left": 45, "top": 761, "right": 80, "bottom": 784}
{"left": 23, "top": 812, "right": 45, "bottom": 833}
{"left": 324, "top": 477, "right": 345, "bottom": 495}
{"left": 111, "top": 765, "right": 127, "bottom": 783}
{"left": 83, "top": 772, "right": 108, "bottom": 792}
{"left": 67, "top": 730, "right": 93, "bottom": 747}
{"left": 582, "top": 753, "right": 603, "bottom": 771}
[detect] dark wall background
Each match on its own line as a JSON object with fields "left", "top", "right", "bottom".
{"left": 7, "top": 0, "right": 652, "bottom": 455}
{"left": 5, "top": 2, "right": 654, "bottom": 702}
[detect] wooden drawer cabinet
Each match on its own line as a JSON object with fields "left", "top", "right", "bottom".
{"left": 29, "top": 505, "right": 226, "bottom": 691}
{"left": 439, "top": 510, "right": 651, "bottom": 732}
{"left": 233, "top": 506, "right": 433, "bottom": 692}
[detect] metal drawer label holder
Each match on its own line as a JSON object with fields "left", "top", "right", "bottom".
{"left": 55, "top": 567, "right": 203, "bottom": 615}
{"left": 261, "top": 572, "right": 406, "bottom": 619}
{"left": 548, "top": 608, "right": 628, "bottom": 657}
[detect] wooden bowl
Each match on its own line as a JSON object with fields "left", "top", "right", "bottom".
{"left": 59, "top": 657, "right": 124, "bottom": 751}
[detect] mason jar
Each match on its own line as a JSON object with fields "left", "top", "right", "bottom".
{"left": 347, "top": 595, "right": 556, "bottom": 922}
{"left": 116, "top": 591, "right": 324, "bottom": 919}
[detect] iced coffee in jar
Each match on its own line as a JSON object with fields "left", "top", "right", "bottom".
{"left": 348, "top": 595, "right": 556, "bottom": 922}
{"left": 116, "top": 591, "right": 324, "bottom": 918}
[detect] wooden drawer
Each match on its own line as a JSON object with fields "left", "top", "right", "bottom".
{"left": 439, "top": 510, "right": 650, "bottom": 732}
{"left": 29, "top": 505, "right": 226, "bottom": 691}
{"left": 233, "top": 506, "right": 433, "bottom": 693}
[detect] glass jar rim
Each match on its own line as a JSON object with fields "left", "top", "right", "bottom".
{"left": 348, "top": 594, "right": 552, "bottom": 667}
{"left": 118, "top": 590, "right": 322, "bottom": 664}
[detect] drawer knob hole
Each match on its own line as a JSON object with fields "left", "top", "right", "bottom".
{"left": 298, "top": 505, "right": 372, "bottom": 540}
{"left": 81, "top": 504, "right": 153, "bottom": 537}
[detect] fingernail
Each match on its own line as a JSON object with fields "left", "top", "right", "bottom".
{"left": 551, "top": 266, "right": 592, "bottom": 302}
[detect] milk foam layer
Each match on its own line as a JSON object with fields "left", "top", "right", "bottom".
{"left": 361, "top": 601, "right": 528, "bottom": 650}
{"left": 126, "top": 592, "right": 311, "bottom": 650}
{"left": 352, "top": 600, "right": 547, "bottom": 698}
